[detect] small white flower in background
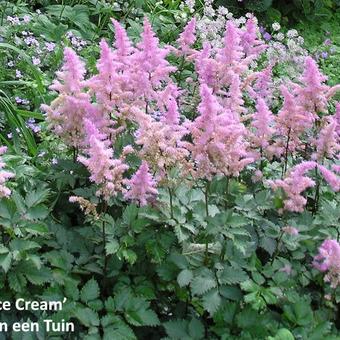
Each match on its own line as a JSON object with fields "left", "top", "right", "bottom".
{"left": 296, "top": 36, "right": 304, "bottom": 45}
{"left": 52, "top": 158, "right": 58, "bottom": 165}
{"left": 32, "top": 57, "right": 41, "bottom": 66}
{"left": 275, "top": 33, "right": 285, "bottom": 41}
{"left": 45, "top": 42, "right": 56, "bottom": 52}
{"left": 7, "top": 61, "right": 14, "bottom": 67}
{"left": 15, "top": 70, "right": 22, "bottom": 78}
{"left": 23, "top": 15, "right": 31, "bottom": 23}
{"left": 36, "top": 9, "right": 41, "bottom": 14}
{"left": 218, "top": 6, "right": 228, "bottom": 16}
{"left": 272, "top": 22, "right": 281, "bottom": 31}
{"left": 287, "top": 29, "right": 298, "bottom": 38}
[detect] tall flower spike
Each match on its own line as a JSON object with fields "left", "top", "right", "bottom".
{"left": 297, "top": 56, "right": 329, "bottom": 115}
{"left": 78, "top": 119, "right": 128, "bottom": 200}
{"left": 41, "top": 47, "right": 92, "bottom": 147}
{"left": 50, "top": 47, "right": 86, "bottom": 94}
{"left": 314, "top": 116, "right": 339, "bottom": 161}
{"left": 111, "top": 19, "right": 134, "bottom": 60}
{"left": 124, "top": 161, "right": 158, "bottom": 206}
{"left": 267, "top": 161, "right": 317, "bottom": 212}
{"left": 251, "top": 97, "right": 274, "bottom": 150}
{"left": 241, "top": 17, "right": 266, "bottom": 58}
{"left": 0, "top": 146, "right": 14, "bottom": 198}
{"left": 313, "top": 239, "right": 340, "bottom": 289}
{"left": 177, "top": 17, "right": 196, "bottom": 54}
{"left": 273, "top": 85, "right": 314, "bottom": 157}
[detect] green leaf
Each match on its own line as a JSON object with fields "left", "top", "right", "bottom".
{"left": 25, "top": 189, "right": 49, "bottom": 208}
{"left": 0, "top": 252, "right": 12, "bottom": 272}
{"left": 202, "top": 288, "right": 222, "bottom": 315}
{"left": 177, "top": 269, "right": 193, "bottom": 287}
{"left": 81, "top": 278, "right": 100, "bottom": 303}
{"left": 219, "top": 266, "right": 248, "bottom": 285}
{"left": 191, "top": 271, "right": 217, "bottom": 296}
{"left": 8, "top": 272, "right": 27, "bottom": 292}
{"left": 74, "top": 307, "right": 100, "bottom": 327}
{"left": 106, "top": 240, "right": 119, "bottom": 255}
{"left": 163, "top": 319, "right": 189, "bottom": 339}
{"left": 188, "top": 318, "right": 204, "bottom": 339}
{"left": 125, "top": 308, "right": 160, "bottom": 327}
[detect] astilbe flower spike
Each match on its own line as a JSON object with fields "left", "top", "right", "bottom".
{"left": 124, "top": 161, "right": 158, "bottom": 206}
{"left": 251, "top": 97, "right": 274, "bottom": 152}
{"left": 297, "top": 56, "right": 329, "bottom": 116}
{"left": 267, "top": 161, "right": 317, "bottom": 212}
{"left": 313, "top": 239, "right": 340, "bottom": 288}
{"left": 111, "top": 19, "right": 134, "bottom": 61}
{"left": 41, "top": 47, "right": 92, "bottom": 147}
{"left": 271, "top": 85, "right": 314, "bottom": 158}
{"left": 241, "top": 17, "right": 266, "bottom": 58}
{"left": 177, "top": 17, "right": 196, "bottom": 55}
{"left": 0, "top": 146, "right": 14, "bottom": 198}
{"left": 131, "top": 17, "right": 176, "bottom": 96}
{"left": 313, "top": 116, "right": 339, "bottom": 161}
{"left": 78, "top": 119, "right": 128, "bottom": 200}
{"left": 187, "top": 84, "right": 253, "bottom": 178}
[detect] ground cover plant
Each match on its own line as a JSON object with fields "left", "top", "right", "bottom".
{"left": 0, "top": 1, "right": 340, "bottom": 339}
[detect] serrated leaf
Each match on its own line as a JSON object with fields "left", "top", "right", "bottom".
{"left": 177, "top": 269, "right": 193, "bottom": 287}
{"left": 106, "top": 240, "right": 119, "bottom": 255}
{"left": 0, "top": 252, "right": 12, "bottom": 272}
{"left": 202, "top": 288, "right": 222, "bottom": 315}
{"left": 81, "top": 278, "right": 100, "bottom": 303}
{"left": 163, "top": 319, "right": 189, "bottom": 339}
{"left": 191, "top": 272, "right": 216, "bottom": 296}
{"left": 188, "top": 318, "right": 204, "bottom": 339}
{"left": 8, "top": 272, "right": 26, "bottom": 292}
{"left": 219, "top": 266, "right": 248, "bottom": 285}
{"left": 74, "top": 307, "right": 100, "bottom": 327}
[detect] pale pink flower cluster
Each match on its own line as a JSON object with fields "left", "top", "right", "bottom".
{"left": 124, "top": 161, "right": 158, "bottom": 206}
{"left": 0, "top": 146, "right": 14, "bottom": 198}
{"left": 186, "top": 84, "right": 253, "bottom": 178}
{"left": 313, "top": 239, "right": 340, "bottom": 288}
{"left": 267, "top": 161, "right": 317, "bottom": 212}
{"left": 268, "top": 162, "right": 340, "bottom": 212}
{"left": 78, "top": 120, "right": 128, "bottom": 200}
{"left": 44, "top": 17, "right": 340, "bottom": 209}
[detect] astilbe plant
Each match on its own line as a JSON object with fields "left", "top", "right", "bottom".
{"left": 43, "top": 17, "right": 340, "bottom": 288}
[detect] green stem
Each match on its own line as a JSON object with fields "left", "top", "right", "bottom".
{"left": 271, "top": 231, "right": 284, "bottom": 264}
{"left": 168, "top": 187, "right": 174, "bottom": 219}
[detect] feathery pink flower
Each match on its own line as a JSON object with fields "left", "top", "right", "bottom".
{"left": 313, "top": 239, "right": 340, "bottom": 288}
{"left": 78, "top": 119, "right": 128, "bottom": 200}
{"left": 124, "top": 161, "right": 158, "bottom": 206}
{"left": 313, "top": 116, "right": 339, "bottom": 161}
{"left": 297, "top": 56, "right": 329, "bottom": 115}
{"left": 251, "top": 97, "right": 274, "bottom": 150}
{"left": 177, "top": 18, "right": 196, "bottom": 54}
{"left": 41, "top": 48, "right": 92, "bottom": 147}
{"left": 111, "top": 19, "right": 134, "bottom": 60}
{"left": 317, "top": 164, "right": 340, "bottom": 192}
{"left": 241, "top": 17, "right": 266, "bottom": 58}
{"left": 267, "top": 161, "right": 317, "bottom": 212}
{"left": 188, "top": 84, "right": 253, "bottom": 178}
{"left": 0, "top": 146, "right": 14, "bottom": 198}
